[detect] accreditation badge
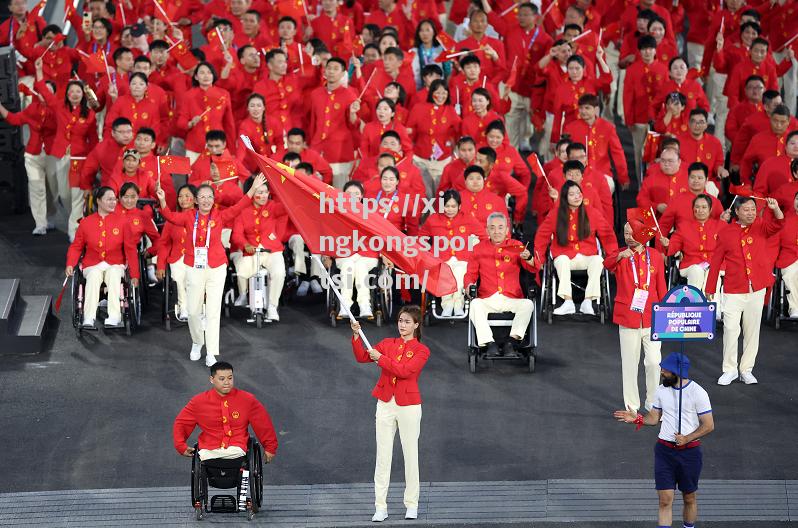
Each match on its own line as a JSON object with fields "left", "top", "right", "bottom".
{"left": 630, "top": 288, "right": 649, "bottom": 313}
{"left": 194, "top": 247, "right": 209, "bottom": 269}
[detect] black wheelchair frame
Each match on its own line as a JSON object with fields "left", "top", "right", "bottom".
{"left": 325, "top": 258, "right": 393, "bottom": 327}
{"left": 70, "top": 264, "right": 140, "bottom": 337}
{"left": 190, "top": 436, "right": 264, "bottom": 521}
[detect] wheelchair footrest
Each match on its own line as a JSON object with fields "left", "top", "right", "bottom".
{"left": 210, "top": 495, "right": 238, "bottom": 513}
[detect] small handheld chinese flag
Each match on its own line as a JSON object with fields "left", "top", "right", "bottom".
{"left": 54, "top": 276, "right": 69, "bottom": 313}
{"left": 170, "top": 39, "right": 199, "bottom": 70}
{"left": 81, "top": 51, "right": 108, "bottom": 74}
{"left": 626, "top": 207, "right": 658, "bottom": 244}
{"left": 158, "top": 156, "right": 191, "bottom": 174}
{"left": 506, "top": 56, "right": 519, "bottom": 89}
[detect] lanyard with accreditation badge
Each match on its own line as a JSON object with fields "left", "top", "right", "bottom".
{"left": 193, "top": 211, "right": 212, "bottom": 269}
{"left": 629, "top": 248, "right": 650, "bottom": 313}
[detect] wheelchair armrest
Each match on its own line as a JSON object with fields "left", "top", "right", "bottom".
{"left": 468, "top": 284, "right": 477, "bottom": 298}
{"left": 527, "top": 284, "right": 538, "bottom": 300}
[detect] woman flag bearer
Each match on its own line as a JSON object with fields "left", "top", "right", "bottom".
{"left": 155, "top": 173, "right": 267, "bottom": 366}
{"left": 351, "top": 306, "right": 430, "bottom": 523}
{"left": 614, "top": 352, "right": 714, "bottom": 528}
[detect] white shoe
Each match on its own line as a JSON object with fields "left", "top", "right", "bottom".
{"left": 296, "top": 281, "right": 310, "bottom": 296}
{"left": 441, "top": 304, "right": 454, "bottom": 317}
{"left": 740, "top": 371, "right": 758, "bottom": 384}
{"left": 32, "top": 226, "right": 47, "bottom": 236}
{"left": 234, "top": 292, "right": 248, "bottom": 307}
{"left": 104, "top": 317, "right": 121, "bottom": 327}
{"left": 717, "top": 371, "right": 738, "bottom": 385}
{"left": 205, "top": 354, "right": 216, "bottom": 367}
{"left": 371, "top": 509, "right": 388, "bottom": 522}
{"left": 453, "top": 306, "right": 466, "bottom": 317}
{"left": 177, "top": 311, "right": 189, "bottom": 322}
{"left": 267, "top": 305, "right": 279, "bottom": 321}
{"left": 147, "top": 265, "right": 158, "bottom": 285}
{"left": 309, "top": 278, "right": 323, "bottom": 294}
{"left": 579, "top": 299, "right": 595, "bottom": 315}
{"left": 790, "top": 310, "right": 798, "bottom": 319}
{"left": 553, "top": 300, "right": 576, "bottom": 315}
{"left": 405, "top": 507, "right": 418, "bottom": 520}
{"left": 190, "top": 343, "right": 202, "bottom": 361}
{"left": 358, "top": 304, "right": 373, "bottom": 318}
{"left": 82, "top": 318, "right": 95, "bottom": 328}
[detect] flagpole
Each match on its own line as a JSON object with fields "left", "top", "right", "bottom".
{"left": 312, "top": 255, "right": 373, "bottom": 350}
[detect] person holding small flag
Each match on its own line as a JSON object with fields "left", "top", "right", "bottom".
{"left": 614, "top": 352, "right": 714, "bottom": 528}
{"left": 604, "top": 211, "right": 667, "bottom": 414}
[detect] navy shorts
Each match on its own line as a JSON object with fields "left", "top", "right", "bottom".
{"left": 654, "top": 442, "right": 703, "bottom": 493}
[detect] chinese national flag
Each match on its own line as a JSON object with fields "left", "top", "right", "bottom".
{"left": 506, "top": 56, "right": 519, "bottom": 89}
{"left": 276, "top": 0, "right": 305, "bottom": 20}
{"left": 81, "top": 51, "right": 108, "bottom": 74}
{"left": 18, "top": 83, "right": 37, "bottom": 98}
{"left": 728, "top": 183, "right": 753, "bottom": 197}
{"left": 211, "top": 158, "right": 238, "bottom": 180}
{"left": 52, "top": 33, "right": 67, "bottom": 44}
{"left": 169, "top": 39, "right": 199, "bottom": 70}
{"left": 642, "top": 131, "right": 662, "bottom": 163}
{"left": 435, "top": 32, "right": 456, "bottom": 53}
{"left": 626, "top": 207, "right": 658, "bottom": 244}
{"left": 158, "top": 156, "right": 191, "bottom": 174}
{"left": 243, "top": 142, "right": 458, "bottom": 297}
{"left": 341, "top": 31, "right": 364, "bottom": 57}
{"left": 28, "top": 0, "right": 46, "bottom": 21}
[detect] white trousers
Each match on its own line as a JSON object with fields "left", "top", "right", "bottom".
{"left": 539, "top": 112, "right": 554, "bottom": 162}
{"left": 234, "top": 250, "right": 286, "bottom": 307}
{"left": 505, "top": 91, "right": 532, "bottom": 149}
{"left": 721, "top": 288, "right": 766, "bottom": 374}
{"left": 686, "top": 43, "right": 704, "bottom": 71}
{"left": 781, "top": 260, "right": 798, "bottom": 314}
{"left": 679, "top": 264, "right": 709, "bottom": 292}
{"left": 774, "top": 51, "right": 797, "bottom": 115}
{"left": 604, "top": 43, "right": 621, "bottom": 121}
{"left": 412, "top": 155, "right": 450, "bottom": 198}
{"left": 441, "top": 257, "right": 468, "bottom": 311}
{"left": 289, "top": 234, "right": 323, "bottom": 277}
{"left": 198, "top": 446, "right": 246, "bottom": 461}
{"left": 469, "top": 292, "right": 534, "bottom": 346}
{"left": 330, "top": 161, "right": 354, "bottom": 190}
{"left": 553, "top": 254, "right": 603, "bottom": 300}
{"left": 24, "top": 152, "right": 52, "bottom": 230}
{"left": 374, "top": 397, "right": 422, "bottom": 510}
{"left": 169, "top": 257, "right": 189, "bottom": 315}
{"left": 186, "top": 264, "right": 227, "bottom": 357}
{"left": 83, "top": 262, "right": 126, "bottom": 322}
{"left": 618, "top": 326, "right": 662, "bottom": 413}
{"left": 707, "top": 69, "right": 729, "bottom": 149}
{"left": 48, "top": 155, "right": 83, "bottom": 237}
{"left": 630, "top": 123, "right": 648, "bottom": 184}
{"left": 336, "top": 254, "right": 379, "bottom": 310}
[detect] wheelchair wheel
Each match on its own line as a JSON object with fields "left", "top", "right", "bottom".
{"left": 255, "top": 312, "right": 263, "bottom": 329}
{"left": 190, "top": 446, "right": 204, "bottom": 519}
{"left": 527, "top": 353, "right": 536, "bottom": 373}
{"left": 468, "top": 349, "right": 477, "bottom": 373}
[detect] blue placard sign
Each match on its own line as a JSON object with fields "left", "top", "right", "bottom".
{"left": 651, "top": 285, "right": 717, "bottom": 341}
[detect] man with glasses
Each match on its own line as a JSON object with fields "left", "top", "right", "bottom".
{"left": 677, "top": 108, "right": 726, "bottom": 197}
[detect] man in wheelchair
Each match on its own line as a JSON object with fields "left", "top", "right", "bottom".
{"left": 173, "top": 361, "right": 278, "bottom": 462}
{"left": 464, "top": 212, "right": 536, "bottom": 349}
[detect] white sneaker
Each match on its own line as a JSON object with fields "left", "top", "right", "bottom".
{"left": 297, "top": 281, "right": 310, "bottom": 296}
{"left": 267, "top": 305, "right": 279, "bottom": 321}
{"left": 405, "top": 507, "right": 418, "bottom": 519}
{"left": 453, "top": 306, "right": 466, "bottom": 317}
{"left": 32, "top": 226, "right": 47, "bottom": 236}
{"left": 190, "top": 343, "right": 202, "bottom": 361}
{"left": 371, "top": 509, "right": 388, "bottom": 522}
{"left": 82, "top": 318, "right": 95, "bottom": 328}
{"left": 234, "top": 292, "right": 248, "bottom": 307}
{"left": 579, "top": 299, "right": 595, "bottom": 315}
{"left": 205, "top": 354, "right": 216, "bottom": 367}
{"left": 717, "top": 371, "right": 738, "bottom": 385}
{"left": 338, "top": 304, "right": 352, "bottom": 319}
{"left": 309, "top": 278, "right": 323, "bottom": 294}
{"left": 104, "top": 317, "right": 121, "bottom": 327}
{"left": 790, "top": 310, "right": 798, "bottom": 319}
{"left": 358, "top": 304, "right": 373, "bottom": 318}
{"left": 553, "top": 300, "right": 576, "bottom": 315}
{"left": 740, "top": 371, "right": 758, "bottom": 384}
{"left": 177, "top": 311, "right": 189, "bottom": 322}
{"left": 441, "top": 304, "right": 454, "bottom": 317}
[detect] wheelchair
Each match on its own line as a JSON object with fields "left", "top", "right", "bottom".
{"left": 161, "top": 264, "right": 188, "bottom": 331}
{"left": 539, "top": 242, "right": 612, "bottom": 325}
{"left": 770, "top": 267, "right": 797, "bottom": 329}
{"left": 420, "top": 287, "right": 471, "bottom": 326}
{"left": 326, "top": 258, "right": 393, "bottom": 327}
{"left": 190, "top": 436, "right": 265, "bottom": 521}
{"left": 71, "top": 264, "right": 141, "bottom": 337}
{"left": 465, "top": 274, "right": 538, "bottom": 373}
{"left": 247, "top": 248, "right": 273, "bottom": 328}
